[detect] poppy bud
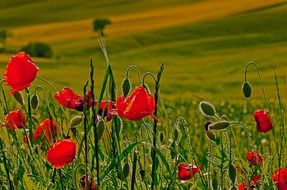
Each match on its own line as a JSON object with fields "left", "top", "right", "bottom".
{"left": 122, "top": 78, "right": 131, "bottom": 97}
{"left": 140, "top": 169, "right": 145, "bottom": 181}
{"left": 242, "top": 82, "right": 252, "bottom": 98}
{"left": 253, "top": 109, "right": 272, "bottom": 133}
{"left": 123, "top": 162, "right": 130, "bottom": 178}
{"left": 273, "top": 168, "right": 287, "bottom": 189}
{"left": 229, "top": 163, "right": 236, "bottom": 184}
{"left": 31, "top": 93, "right": 39, "bottom": 110}
{"left": 199, "top": 101, "right": 216, "bottom": 117}
{"left": 70, "top": 115, "right": 82, "bottom": 127}
{"left": 177, "top": 163, "right": 200, "bottom": 181}
{"left": 13, "top": 91, "right": 25, "bottom": 106}
{"left": 173, "top": 128, "right": 179, "bottom": 141}
{"left": 159, "top": 132, "right": 165, "bottom": 143}
{"left": 246, "top": 150, "right": 263, "bottom": 166}
{"left": 208, "top": 121, "right": 230, "bottom": 130}
{"left": 206, "top": 130, "right": 216, "bottom": 141}
{"left": 46, "top": 139, "right": 76, "bottom": 169}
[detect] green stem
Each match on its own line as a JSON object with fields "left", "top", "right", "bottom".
{"left": 131, "top": 151, "right": 138, "bottom": 190}
{"left": 0, "top": 138, "right": 14, "bottom": 190}
{"left": 26, "top": 88, "right": 34, "bottom": 146}
{"left": 151, "top": 63, "right": 164, "bottom": 190}
{"left": 244, "top": 61, "right": 268, "bottom": 107}
{"left": 90, "top": 60, "right": 100, "bottom": 187}
{"left": 83, "top": 81, "right": 89, "bottom": 189}
{"left": 58, "top": 169, "right": 64, "bottom": 190}
{"left": 36, "top": 76, "right": 57, "bottom": 92}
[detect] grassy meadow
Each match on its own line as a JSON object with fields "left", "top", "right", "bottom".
{"left": 0, "top": 0, "right": 287, "bottom": 189}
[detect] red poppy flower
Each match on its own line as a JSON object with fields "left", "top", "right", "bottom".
{"left": 273, "top": 168, "right": 287, "bottom": 189}
{"left": 55, "top": 87, "right": 92, "bottom": 111}
{"left": 116, "top": 86, "right": 155, "bottom": 120}
{"left": 246, "top": 151, "right": 263, "bottom": 166}
{"left": 96, "top": 100, "right": 117, "bottom": 121}
{"left": 46, "top": 139, "right": 76, "bottom": 169}
{"left": 177, "top": 163, "right": 200, "bottom": 181}
{"left": 5, "top": 109, "right": 26, "bottom": 130}
{"left": 238, "top": 176, "right": 260, "bottom": 190}
{"left": 4, "top": 52, "right": 39, "bottom": 94}
{"left": 237, "top": 182, "right": 246, "bottom": 190}
{"left": 80, "top": 175, "right": 98, "bottom": 190}
{"left": 34, "top": 118, "right": 57, "bottom": 143}
{"left": 253, "top": 110, "right": 272, "bottom": 133}
{"left": 250, "top": 175, "right": 260, "bottom": 187}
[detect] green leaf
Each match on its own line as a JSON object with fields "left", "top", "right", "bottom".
{"left": 100, "top": 142, "right": 140, "bottom": 180}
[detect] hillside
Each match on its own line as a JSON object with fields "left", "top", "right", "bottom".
{"left": 1, "top": 0, "right": 287, "bottom": 101}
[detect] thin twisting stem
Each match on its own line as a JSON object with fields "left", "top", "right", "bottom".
{"left": 151, "top": 63, "right": 164, "bottom": 190}
{"left": 244, "top": 61, "right": 268, "bottom": 106}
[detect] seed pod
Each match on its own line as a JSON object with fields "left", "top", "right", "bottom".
{"left": 123, "top": 163, "right": 130, "bottom": 178}
{"left": 13, "top": 91, "right": 24, "bottom": 106}
{"left": 199, "top": 101, "right": 216, "bottom": 117}
{"left": 242, "top": 82, "right": 252, "bottom": 98}
{"left": 209, "top": 121, "right": 230, "bottom": 130}
{"left": 31, "top": 94, "right": 39, "bottom": 110}
{"left": 97, "top": 120, "right": 105, "bottom": 140}
{"left": 70, "top": 115, "right": 82, "bottom": 127}
{"left": 229, "top": 163, "right": 236, "bottom": 184}
{"left": 206, "top": 130, "right": 216, "bottom": 141}
{"left": 159, "top": 132, "right": 165, "bottom": 143}
{"left": 173, "top": 128, "right": 179, "bottom": 141}
{"left": 140, "top": 169, "right": 145, "bottom": 181}
{"left": 122, "top": 78, "right": 131, "bottom": 97}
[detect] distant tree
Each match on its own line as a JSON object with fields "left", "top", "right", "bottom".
{"left": 21, "top": 42, "right": 53, "bottom": 58}
{"left": 92, "top": 18, "right": 111, "bottom": 36}
{"left": 0, "top": 29, "right": 9, "bottom": 48}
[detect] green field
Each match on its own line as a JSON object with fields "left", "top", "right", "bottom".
{"left": 1, "top": 0, "right": 287, "bottom": 102}
{"left": 1, "top": 1, "right": 287, "bottom": 189}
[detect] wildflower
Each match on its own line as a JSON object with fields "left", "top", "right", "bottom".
{"left": 177, "top": 163, "right": 200, "bottom": 181}
{"left": 237, "top": 182, "right": 246, "bottom": 190}
{"left": 46, "top": 139, "right": 76, "bottom": 169}
{"left": 273, "top": 168, "right": 287, "bottom": 189}
{"left": 237, "top": 175, "right": 260, "bottom": 190}
{"left": 253, "top": 110, "right": 272, "bottom": 133}
{"left": 246, "top": 151, "right": 263, "bottom": 166}
{"left": 34, "top": 118, "right": 57, "bottom": 143}
{"left": 96, "top": 100, "right": 116, "bottom": 121}
{"left": 116, "top": 85, "right": 155, "bottom": 120}
{"left": 80, "top": 175, "right": 98, "bottom": 190}
{"left": 5, "top": 109, "right": 26, "bottom": 130}
{"left": 4, "top": 52, "right": 39, "bottom": 94}
{"left": 55, "top": 87, "right": 92, "bottom": 111}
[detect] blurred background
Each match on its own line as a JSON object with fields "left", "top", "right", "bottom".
{"left": 1, "top": 0, "right": 287, "bottom": 103}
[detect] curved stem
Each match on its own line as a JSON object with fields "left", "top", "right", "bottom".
{"left": 142, "top": 72, "right": 157, "bottom": 86}
{"left": 36, "top": 76, "right": 57, "bottom": 92}
{"left": 125, "top": 65, "right": 141, "bottom": 84}
{"left": 244, "top": 61, "right": 268, "bottom": 106}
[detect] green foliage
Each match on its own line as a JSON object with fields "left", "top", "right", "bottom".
{"left": 92, "top": 18, "right": 111, "bottom": 36}
{"left": 21, "top": 42, "right": 53, "bottom": 58}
